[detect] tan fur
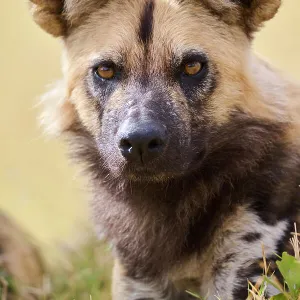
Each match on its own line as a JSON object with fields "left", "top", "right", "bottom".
{"left": 169, "top": 205, "right": 288, "bottom": 299}
{"left": 29, "top": 0, "right": 300, "bottom": 299}
{"left": 37, "top": 0, "right": 299, "bottom": 143}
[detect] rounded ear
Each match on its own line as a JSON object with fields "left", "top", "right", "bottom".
{"left": 29, "top": 0, "right": 66, "bottom": 37}
{"left": 201, "top": 0, "right": 281, "bottom": 37}
{"left": 244, "top": 0, "right": 281, "bottom": 33}
{"left": 28, "top": 0, "right": 109, "bottom": 37}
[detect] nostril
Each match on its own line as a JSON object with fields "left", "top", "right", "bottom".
{"left": 148, "top": 138, "right": 164, "bottom": 151}
{"left": 118, "top": 123, "right": 167, "bottom": 162}
{"left": 120, "top": 138, "right": 132, "bottom": 151}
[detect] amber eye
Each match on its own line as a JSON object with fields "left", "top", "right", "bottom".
{"left": 183, "top": 61, "right": 202, "bottom": 76}
{"left": 95, "top": 64, "right": 115, "bottom": 80}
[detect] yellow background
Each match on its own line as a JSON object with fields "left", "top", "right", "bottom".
{"left": 1, "top": 1, "right": 299, "bottom": 251}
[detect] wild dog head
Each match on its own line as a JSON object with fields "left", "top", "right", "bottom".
{"left": 30, "top": 0, "right": 282, "bottom": 182}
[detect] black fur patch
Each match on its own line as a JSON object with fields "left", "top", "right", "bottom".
{"left": 233, "top": 261, "right": 262, "bottom": 299}
{"left": 232, "top": 0, "right": 252, "bottom": 8}
{"left": 66, "top": 101, "right": 297, "bottom": 282}
{"left": 212, "top": 252, "right": 237, "bottom": 276}
{"left": 177, "top": 51, "right": 217, "bottom": 101}
{"left": 139, "top": 0, "right": 155, "bottom": 44}
{"left": 242, "top": 232, "right": 262, "bottom": 242}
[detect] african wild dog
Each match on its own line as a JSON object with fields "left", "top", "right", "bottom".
{"left": 28, "top": 0, "right": 300, "bottom": 299}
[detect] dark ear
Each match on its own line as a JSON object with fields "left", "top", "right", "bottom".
{"left": 202, "top": 0, "right": 281, "bottom": 37}
{"left": 29, "top": 0, "right": 108, "bottom": 37}
{"left": 29, "top": 0, "right": 66, "bottom": 37}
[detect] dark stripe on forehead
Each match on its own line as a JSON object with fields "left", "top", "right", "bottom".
{"left": 139, "top": 0, "right": 155, "bottom": 44}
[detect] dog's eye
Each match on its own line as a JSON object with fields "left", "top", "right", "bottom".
{"left": 95, "top": 64, "right": 115, "bottom": 80}
{"left": 183, "top": 61, "right": 203, "bottom": 76}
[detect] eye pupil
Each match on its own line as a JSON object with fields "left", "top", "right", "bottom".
{"left": 96, "top": 64, "right": 115, "bottom": 79}
{"left": 184, "top": 61, "right": 202, "bottom": 76}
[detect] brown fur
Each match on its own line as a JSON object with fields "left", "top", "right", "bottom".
{"left": 29, "top": 0, "right": 300, "bottom": 299}
{"left": 0, "top": 213, "right": 45, "bottom": 299}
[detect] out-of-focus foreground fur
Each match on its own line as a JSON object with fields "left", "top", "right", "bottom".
{"left": 28, "top": 0, "right": 300, "bottom": 299}
{"left": 0, "top": 213, "right": 45, "bottom": 299}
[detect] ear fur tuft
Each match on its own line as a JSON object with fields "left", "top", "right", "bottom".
{"left": 200, "top": 0, "right": 281, "bottom": 38}
{"left": 29, "top": 0, "right": 66, "bottom": 37}
{"left": 28, "top": 0, "right": 109, "bottom": 37}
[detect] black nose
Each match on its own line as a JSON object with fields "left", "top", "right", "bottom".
{"left": 118, "top": 123, "right": 166, "bottom": 163}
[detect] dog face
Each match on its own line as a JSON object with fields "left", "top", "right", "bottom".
{"left": 30, "top": 0, "right": 281, "bottom": 182}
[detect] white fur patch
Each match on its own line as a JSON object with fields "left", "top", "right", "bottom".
{"left": 199, "top": 206, "right": 288, "bottom": 300}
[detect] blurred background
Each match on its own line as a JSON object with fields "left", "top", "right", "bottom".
{"left": 0, "top": 0, "right": 300, "bottom": 275}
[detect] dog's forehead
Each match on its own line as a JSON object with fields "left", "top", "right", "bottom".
{"left": 65, "top": 0, "right": 245, "bottom": 72}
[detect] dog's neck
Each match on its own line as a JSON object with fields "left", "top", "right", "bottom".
{"left": 67, "top": 116, "right": 295, "bottom": 277}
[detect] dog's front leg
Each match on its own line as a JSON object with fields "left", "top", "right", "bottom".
{"left": 112, "top": 260, "right": 191, "bottom": 300}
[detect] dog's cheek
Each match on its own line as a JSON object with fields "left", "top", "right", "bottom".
{"left": 70, "top": 85, "right": 102, "bottom": 137}
{"left": 97, "top": 107, "right": 123, "bottom": 169}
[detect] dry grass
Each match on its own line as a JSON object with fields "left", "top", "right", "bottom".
{"left": 1, "top": 219, "right": 300, "bottom": 300}
{"left": 248, "top": 223, "right": 300, "bottom": 300}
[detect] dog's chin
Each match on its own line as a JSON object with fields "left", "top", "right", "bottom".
{"left": 104, "top": 148, "right": 207, "bottom": 184}
{"left": 106, "top": 161, "right": 194, "bottom": 184}
{"left": 101, "top": 142, "right": 208, "bottom": 184}
{"left": 125, "top": 170, "right": 183, "bottom": 183}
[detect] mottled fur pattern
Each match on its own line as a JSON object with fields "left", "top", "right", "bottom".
{"left": 29, "top": 0, "right": 300, "bottom": 299}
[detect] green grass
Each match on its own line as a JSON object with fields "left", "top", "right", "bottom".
{"left": 0, "top": 236, "right": 112, "bottom": 300}
{"left": 1, "top": 227, "right": 299, "bottom": 300}
{"left": 247, "top": 225, "right": 300, "bottom": 300}
{"left": 50, "top": 238, "right": 112, "bottom": 300}
{"left": 187, "top": 224, "right": 300, "bottom": 300}
{"left": 247, "top": 250, "right": 300, "bottom": 300}
{"left": 187, "top": 246, "right": 300, "bottom": 300}
{"left": 248, "top": 224, "right": 300, "bottom": 300}
{"left": 0, "top": 269, "right": 16, "bottom": 300}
